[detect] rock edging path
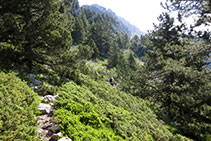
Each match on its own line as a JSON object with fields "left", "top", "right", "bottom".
{"left": 26, "top": 72, "right": 72, "bottom": 141}
{"left": 37, "top": 95, "right": 63, "bottom": 141}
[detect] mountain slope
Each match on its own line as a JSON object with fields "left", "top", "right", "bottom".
{"left": 82, "top": 4, "right": 144, "bottom": 38}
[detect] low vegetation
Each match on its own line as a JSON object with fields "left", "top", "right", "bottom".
{"left": 0, "top": 0, "right": 210, "bottom": 140}
{"left": 0, "top": 72, "right": 40, "bottom": 140}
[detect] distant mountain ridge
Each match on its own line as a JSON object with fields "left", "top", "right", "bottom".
{"left": 82, "top": 4, "right": 144, "bottom": 38}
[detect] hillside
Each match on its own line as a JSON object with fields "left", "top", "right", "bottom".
{"left": 0, "top": 0, "right": 210, "bottom": 140}
{"left": 82, "top": 4, "right": 144, "bottom": 38}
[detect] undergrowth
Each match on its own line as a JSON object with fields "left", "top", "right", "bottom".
{"left": 0, "top": 72, "right": 40, "bottom": 140}
{"left": 54, "top": 73, "right": 191, "bottom": 140}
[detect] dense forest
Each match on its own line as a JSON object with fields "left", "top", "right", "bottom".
{"left": 0, "top": 0, "right": 210, "bottom": 140}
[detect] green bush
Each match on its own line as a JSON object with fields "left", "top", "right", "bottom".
{"left": 0, "top": 72, "right": 40, "bottom": 140}
{"left": 54, "top": 74, "right": 191, "bottom": 140}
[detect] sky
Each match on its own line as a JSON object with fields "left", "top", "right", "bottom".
{"left": 78, "top": 0, "right": 167, "bottom": 32}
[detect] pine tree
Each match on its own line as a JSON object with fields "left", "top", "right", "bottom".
{"left": 128, "top": 51, "right": 137, "bottom": 71}
{"left": 107, "top": 40, "right": 121, "bottom": 68}
{"left": 71, "top": 16, "right": 85, "bottom": 44}
{"left": 88, "top": 39, "right": 99, "bottom": 59}
{"left": 142, "top": 13, "right": 211, "bottom": 139}
{"left": 163, "top": 0, "right": 211, "bottom": 40}
{"left": 0, "top": 0, "right": 73, "bottom": 68}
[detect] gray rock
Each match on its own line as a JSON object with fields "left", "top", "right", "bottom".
{"left": 31, "top": 66, "right": 40, "bottom": 73}
{"left": 58, "top": 137, "right": 72, "bottom": 141}
{"left": 50, "top": 125, "right": 61, "bottom": 133}
{"left": 44, "top": 95, "right": 58, "bottom": 102}
{"left": 27, "top": 73, "right": 36, "bottom": 80}
{"left": 31, "top": 79, "right": 42, "bottom": 86}
{"left": 38, "top": 103, "right": 51, "bottom": 114}
{"left": 39, "top": 96, "right": 44, "bottom": 100}
{"left": 33, "top": 86, "right": 38, "bottom": 92}
{"left": 56, "top": 132, "right": 63, "bottom": 137}
{"left": 50, "top": 132, "right": 63, "bottom": 141}
{"left": 38, "top": 128, "right": 44, "bottom": 134}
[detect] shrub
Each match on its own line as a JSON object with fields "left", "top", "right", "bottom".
{"left": 55, "top": 74, "right": 191, "bottom": 140}
{"left": 0, "top": 72, "right": 40, "bottom": 140}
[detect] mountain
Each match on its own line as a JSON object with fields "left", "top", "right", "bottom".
{"left": 82, "top": 4, "right": 144, "bottom": 38}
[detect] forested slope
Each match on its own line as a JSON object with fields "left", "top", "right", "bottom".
{"left": 0, "top": 0, "right": 210, "bottom": 140}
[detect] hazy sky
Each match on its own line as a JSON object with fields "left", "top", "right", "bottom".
{"left": 78, "top": 0, "right": 166, "bottom": 32}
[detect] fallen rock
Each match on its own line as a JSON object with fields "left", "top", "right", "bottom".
{"left": 44, "top": 94, "right": 58, "bottom": 102}
{"left": 58, "top": 137, "right": 72, "bottom": 141}
{"left": 38, "top": 103, "right": 51, "bottom": 114}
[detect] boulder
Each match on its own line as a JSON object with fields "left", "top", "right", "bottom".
{"left": 38, "top": 103, "right": 51, "bottom": 114}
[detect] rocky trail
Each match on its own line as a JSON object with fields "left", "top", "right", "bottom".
{"left": 37, "top": 95, "right": 61, "bottom": 141}
{"left": 27, "top": 73, "right": 72, "bottom": 141}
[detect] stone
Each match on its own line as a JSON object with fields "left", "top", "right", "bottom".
{"left": 44, "top": 95, "right": 57, "bottom": 102}
{"left": 27, "top": 73, "right": 36, "bottom": 80}
{"left": 56, "top": 132, "right": 63, "bottom": 137}
{"left": 31, "top": 79, "right": 42, "bottom": 86}
{"left": 33, "top": 86, "right": 38, "bottom": 92}
{"left": 31, "top": 66, "right": 40, "bottom": 73}
{"left": 38, "top": 128, "right": 45, "bottom": 134}
{"left": 58, "top": 137, "right": 72, "bottom": 141}
{"left": 50, "top": 125, "right": 61, "bottom": 133}
{"left": 49, "top": 132, "right": 63, "bottom": 141}
{"left": 38, "top": 103, "right": 51, "bottom": 114}
{"left": 39, "top": 96, "right": 44, "bottom": 100}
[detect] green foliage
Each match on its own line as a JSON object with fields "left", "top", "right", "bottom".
{"left": 54, "top": 82, "right": 123, "bottom": 140}
{"left": 107, "top": 40, "right": 121, "bottom": 68}
{"left": 128, "top": 51, "right": 137, "bottom": 71}
{"left": 0, "top": 42, "right": 21, "bottom": 64}
{"left": 54, "top": 74, "right": 190, "bottom": 140}
{"left": 88, "top": 39, "right": 99, "bottom": 59}
{"left": 72, "top": 17, "right": 85, "bottom": 44}
{"left": 87, "top": 14, "right": 114, "bottom": 58}
{"left": 0, "top": 72, "right": 40, "bottom": 140}
{"left": 141, "top": 12, "right": 211, "bottom": 139}
{"left": 163, "top": 0, "right": 211, "bottom": 28}
{"left": 51, "top": 44, "right": 93, "bottom": 78}
{"left": 0, "top": 0, "right": 73, "bottom": 68}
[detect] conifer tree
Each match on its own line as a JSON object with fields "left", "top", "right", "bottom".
{"left": 128, "top": 51, "right": 137, "bottom": 71}
{"left": 143, "top": 12, "right": 211, "bottom": 139}
{"left": 163, "top": 0, "right": 211, "bottom": 40}
{"left": 0, "top": 0, "right": 73, "bottom": 68}
{"left": 88, "top": 39, "right": 99, "bottom": 59}
{"left": 71, "top": 16, "right": 85, "bottom": 44}
{"left": 107, "top": 40, "right": 121, "bottom": 68}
